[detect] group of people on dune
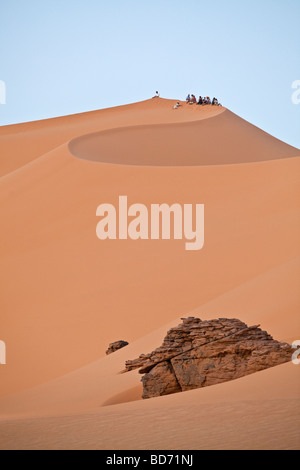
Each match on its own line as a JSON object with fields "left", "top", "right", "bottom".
{"left": 186, "top": 94, "right": 221, "bottom": 106}
{"left": 173, "top": 94, "right": 222, "bottom": 109}
{"left": 152, "top": 91, "right": 222, "bottom": 109}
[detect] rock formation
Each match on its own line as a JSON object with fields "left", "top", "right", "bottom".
{"left": 125, "top": 317, "right": 292, "bottom": 399}
{"left": 106, "top": 340, "right": 129, "bottom": 355}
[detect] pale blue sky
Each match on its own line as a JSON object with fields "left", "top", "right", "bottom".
{"left": 0, "top": 0, "right": 299, "bottom": 147}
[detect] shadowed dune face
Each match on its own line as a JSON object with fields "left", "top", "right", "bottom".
{"left": 69, "top": 110, "right": 300, "bottom": 166}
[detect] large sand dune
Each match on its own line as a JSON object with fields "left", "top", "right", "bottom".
{"left": 0, "top": 98, "right": 299, "bottom": 449}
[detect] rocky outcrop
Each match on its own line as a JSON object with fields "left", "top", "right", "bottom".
{"left": 106, "top": 340, "right": 129, "bottom": 355}
{"left": 125, "top": 317, "right": 292, "bottom": 399}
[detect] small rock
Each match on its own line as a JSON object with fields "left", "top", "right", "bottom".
{"left": 106, "top": 340, "right": 129, "bottom": 355}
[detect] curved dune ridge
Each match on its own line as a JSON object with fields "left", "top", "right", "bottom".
{"left": 69, "top": 108, "right": 300, "bottom": 166}
{"left": 0, "top": 98, "right": 223, "bottom": 177}
{"left": 0, "top": 98, "right": 299, "bottom": 449}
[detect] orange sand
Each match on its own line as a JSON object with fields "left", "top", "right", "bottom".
{"left": 0, "top": 98, "right": 299, "bottom": 449}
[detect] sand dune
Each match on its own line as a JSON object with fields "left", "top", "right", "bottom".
{"left": 0, "top": 98, "right": 299, "bottom": 449}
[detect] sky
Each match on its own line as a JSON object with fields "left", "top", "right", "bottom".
{"left": 0, "top": 0, "right": 299, "bottom": 148}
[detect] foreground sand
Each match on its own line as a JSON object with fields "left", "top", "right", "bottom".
{"left": 0, "top": 363, "right": 298, "bottom": 450}
{"left": 0, "top": 98, "right": 299, "bottom": 449}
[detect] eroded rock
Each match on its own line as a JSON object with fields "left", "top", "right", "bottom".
{"left": 125, "top": 317, "right": 292, "bottom": 399}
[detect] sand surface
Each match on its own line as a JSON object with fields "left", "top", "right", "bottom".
{"left": 0, "top": 98, "right": 299, "bottom": 449}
